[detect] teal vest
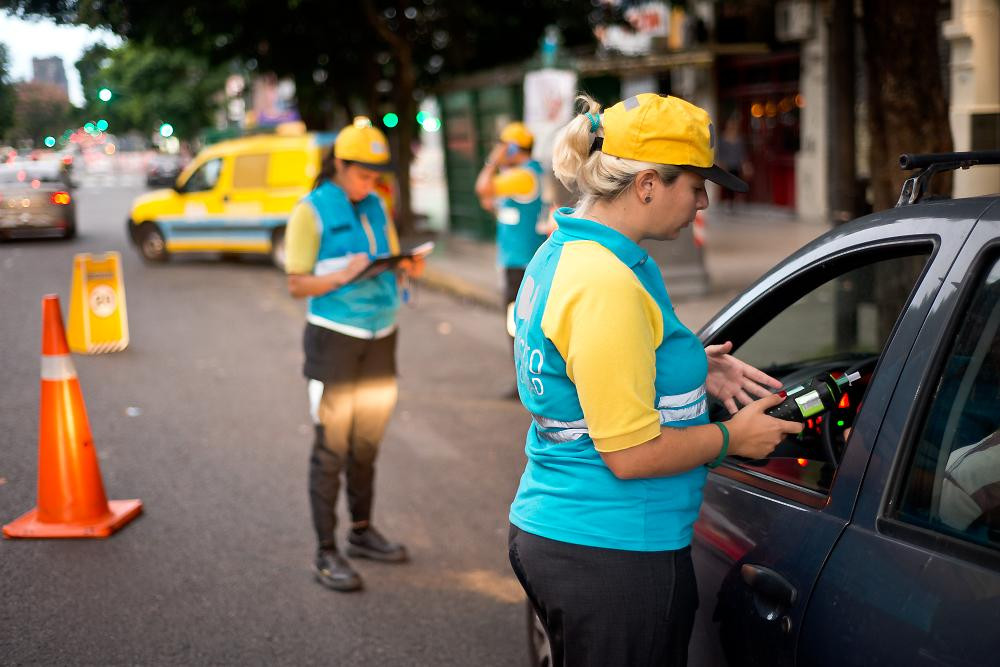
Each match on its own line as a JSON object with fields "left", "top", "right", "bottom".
{"left": 305, "top": 181, "right": 399, "bottom": 337}
{"left": 496, "top": 160, "right": 546, "bottom": 268}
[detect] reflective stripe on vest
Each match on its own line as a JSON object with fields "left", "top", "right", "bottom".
{"left": 531, "top": 384, "right": 708, "bottom": 443}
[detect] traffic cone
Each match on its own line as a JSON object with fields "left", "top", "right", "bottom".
{"left": 3, "top": 294, "right": 142, "bottom": 538}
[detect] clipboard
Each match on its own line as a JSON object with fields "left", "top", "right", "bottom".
{"left": 349, "top": 241, "right": 435, "bottom": 283}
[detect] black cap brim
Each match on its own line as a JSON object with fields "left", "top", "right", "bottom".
{"left": 346, "top": 159, "right": 395, "bottom": 173}
{"left": 684, "top": 164, "right": 749, "bottom": 193}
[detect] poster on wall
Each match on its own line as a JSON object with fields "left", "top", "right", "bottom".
{"left": 523, "top": 68, "right": 578, "bottom": 166}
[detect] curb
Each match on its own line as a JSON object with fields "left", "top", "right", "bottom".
{"left": 416, "top": 266, "right": 503, "bottom": 311}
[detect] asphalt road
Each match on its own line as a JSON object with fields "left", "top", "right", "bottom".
{"left": 0, "top": 173, "right": 533, "bottom": 664}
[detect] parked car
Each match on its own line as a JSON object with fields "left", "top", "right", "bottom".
{"left": 145, "top": 152, "right": 186, "bottom": 188}
{"left": 527, "top": 151, "right": 1000, "bottom": 666}
{"left": 0, "top": 160, "right": 76, "bottom": 240}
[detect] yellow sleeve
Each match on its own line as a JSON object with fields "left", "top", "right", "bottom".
{"left": 284, "top": 202, "right": 320, "bottom": 275}
{"left": 493, "top": 166, "right": 537, "bottom": 198}
{"left": 541, "top": 241, "right": 664, "bottom": 452}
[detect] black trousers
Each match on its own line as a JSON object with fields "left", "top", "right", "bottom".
{"left": 508, "top": 525, "right": 699, "bottom": 667}
{"left": 304, "top": 325, "right": 398, "bottom": 550}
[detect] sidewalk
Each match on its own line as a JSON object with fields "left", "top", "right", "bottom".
{"left": 414, "top": 204, "right": 831, "bottom": 332}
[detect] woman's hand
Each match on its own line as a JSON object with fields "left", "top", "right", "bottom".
{"left": 397, "top": 255, "right": 426, "bottom": 279}
{"left": 726, "top": 393, "right": 804, "bottom": 460}
{"left": 705, "top": 340, "right": 783, "bottom": 415}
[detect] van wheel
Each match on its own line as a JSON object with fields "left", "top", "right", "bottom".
{"left": 527, "top": 603, "right": 552, "bottom": 667}
{"left": 139, "top": 223, "right": 168, "bottom": 262}
{"left": 270, "top": 226, "right": 287, "bottom": 270}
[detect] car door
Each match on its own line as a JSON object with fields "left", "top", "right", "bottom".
{"left": 688, "top": 201, "right": 985, "bottom": 667}
{"left": 162, "top": 156, "right": 227, "bottom": 253}
{"left": 795, "top": 201, "right": 1000, "bottom": 666}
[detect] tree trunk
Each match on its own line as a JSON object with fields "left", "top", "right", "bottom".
{"left": 862, "top": 0, "right": 953, "bottom": 341}
{"left": 862, "top": 0, "right": 953, "bottom": 212}
{"left": 364, "top": 0, "right": 415, "bottom": 234}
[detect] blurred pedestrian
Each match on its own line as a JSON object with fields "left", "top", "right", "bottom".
{"left": 284, "top": 118, "right": 421, "bottom": 593}
{"left": 717, "top": 113, "right": 753, "bottom": 210}
{"left": 507, "top": 93, "right": 802, "bottom": 665}
{"left": 474, "top": 122, "right": 546, "bottom": 395}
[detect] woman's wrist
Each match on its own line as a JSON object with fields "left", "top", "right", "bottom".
{"left": 706, "top": 422, "right": 730, "bottom": 468}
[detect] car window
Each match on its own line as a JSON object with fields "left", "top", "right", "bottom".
{"left": 0, "top": 163, "right": 66, "bottom": 185}
{"left": 895, "top": 254, "right": 1000, "bottom": 552}
{"left": 180, "top": 158, "right": 222, "bottom": 193}
{"left": 719, "top": 248, "right": 932, "bottom": 495}
{"left": 232, "top": 154, "right": 269, "bottom": 189}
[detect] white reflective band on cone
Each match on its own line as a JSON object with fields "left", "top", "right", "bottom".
{"left": 41, "top": 354, "right": 77, "bottom": 381}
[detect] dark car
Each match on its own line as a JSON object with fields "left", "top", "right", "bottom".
{"left": 526, "top": 151, "right": 1000, "bottom": 666}
{"left": 0, "top": 160, "right": 76, "bottom": 240}
{"left": 145, "top": 152, "right": 186, "bottom": 188}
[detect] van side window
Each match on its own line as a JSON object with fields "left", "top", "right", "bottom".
{"left": 233, "top": 154, "right": 269, "bottom": 189}
{"left": 181, "top": 158, "right": 222, "bottom": 193}
{"left": 895, "top": 254, "right": 1000, "bottom": 552}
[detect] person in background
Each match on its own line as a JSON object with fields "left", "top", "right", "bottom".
{"left": 284, "top": 118, "right": 421, "bottom": 593}
{"left": 507, "top": 94, "right": 803, "bottom": 665}
{"left": 717, "top": 113, "right": 753, "bottom": 210}
{"left": 475, "top": 122, "right": 547, "bottom": 395}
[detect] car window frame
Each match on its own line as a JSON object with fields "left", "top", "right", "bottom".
{"left": 177, "top": 157, "right": 223, "bottom": 194}
{"left": 703, "top": 237, "right": 938, "bottom": 509}
{"left": 879, "top": 240, "right": 1000, "bottom": 572}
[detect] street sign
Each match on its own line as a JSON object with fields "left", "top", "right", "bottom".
{"left": 67, "top": 252, "right": 130, "bottom": 354}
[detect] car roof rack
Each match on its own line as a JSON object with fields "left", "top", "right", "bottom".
{"left": 896, "top": 150, "right": 1000, "bottom": 207}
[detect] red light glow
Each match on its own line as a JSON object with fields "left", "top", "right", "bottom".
{"left": 839, "top": 393, "right": 850, "bottom": 409}
{"left": 50, "top": 192, "right": 71, "bottom": 205}
{"left": 797, "top": 458, "right": 808, "bottom": 467}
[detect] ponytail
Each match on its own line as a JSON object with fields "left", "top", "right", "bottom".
{"left": 552, "top": 95, "right": 602, "bottom": 191}
{"left": 552, "top": 94, "right": 681, "bottom": 212}
{"left": 313, "top": 146, "right": 338, "bottom": 190}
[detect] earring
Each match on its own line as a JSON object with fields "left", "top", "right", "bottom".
{"left": 644, "top": 196, "right": 652, "bottom": 203}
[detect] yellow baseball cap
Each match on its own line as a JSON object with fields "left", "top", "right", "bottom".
{"left": 598, "top": 93, "right": 748, "bottom": 192}
{"left": 334, "top": 117, "right": 393, "bottom": 171}
{"left": 499, "top": 122, "right": 533, "bottom": 150}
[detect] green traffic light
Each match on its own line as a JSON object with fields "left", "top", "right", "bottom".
{"left": 96, "top": 119, "right": 109, "bottom": 132}
{"left": 416, "top": 111, "right": 427, "bottom": 124}
{"left": 159, "top": 123, "right": 174, "bottom": 138}
{"left": 44, "top": 136, "right": 56, "bottom": 148}
{"left": 382, "top": 112, "right": 399, "bottom": 128}
{"left": 98, "top": 88, "right": 112, "bottom": 102}
{"left": 84, "top": 122, "right": 96, "bottom": 133}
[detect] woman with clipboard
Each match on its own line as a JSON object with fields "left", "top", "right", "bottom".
{"left": 284, "top": 118, "right": 423, "bottom": 593}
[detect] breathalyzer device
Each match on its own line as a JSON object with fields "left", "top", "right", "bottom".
{"left": 766, "top": 371, "right": 862, "bottom": 422}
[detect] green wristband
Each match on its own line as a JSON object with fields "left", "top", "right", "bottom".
{"left": 707, "top": 422, "right": 730, "bottom": 469}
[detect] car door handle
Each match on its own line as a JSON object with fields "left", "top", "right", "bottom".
{"left": 741, "top": 563, "right": 797, "bottom": 624}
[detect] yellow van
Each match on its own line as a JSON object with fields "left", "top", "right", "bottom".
{"left": 127, "top": 129, "right": 335, "bottom": 268}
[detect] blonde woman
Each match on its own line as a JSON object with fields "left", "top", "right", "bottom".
{"left": 507, "top": 94, "right": 802, "bottom": 665}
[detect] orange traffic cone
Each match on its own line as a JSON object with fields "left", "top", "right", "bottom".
{"left": 3, "top": 294, "right": 142, "bottom": 538}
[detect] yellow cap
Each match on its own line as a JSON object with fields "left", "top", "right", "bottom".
{"left": 334, "top": 118, "right": 392, "bottom": 171}
{"left": 600, "top": 93, "right": 747, "bottom": 192}
{"left": 499, "top": 122, "right": 533, "bottom": 150}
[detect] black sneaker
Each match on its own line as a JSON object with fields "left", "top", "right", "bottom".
{"left": 346, "top": 526, "right": 409, "bottom": 563}
{"left": 313, "top": 550, "right": 363, "bottom": 592}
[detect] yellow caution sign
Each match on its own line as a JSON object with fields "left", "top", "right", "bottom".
{"left": 67, "top": 252, "right": 130, "bottom": 354}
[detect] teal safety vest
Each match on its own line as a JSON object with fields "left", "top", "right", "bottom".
{"left": 496, "top": 159, "right": 546, "bottom": 268}
{"left": 304, "top": 181, "right": 399, "bottom": 338}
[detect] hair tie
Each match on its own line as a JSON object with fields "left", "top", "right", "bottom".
{"left": 584, "top": 112, "right": 601, "bottom": 134}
